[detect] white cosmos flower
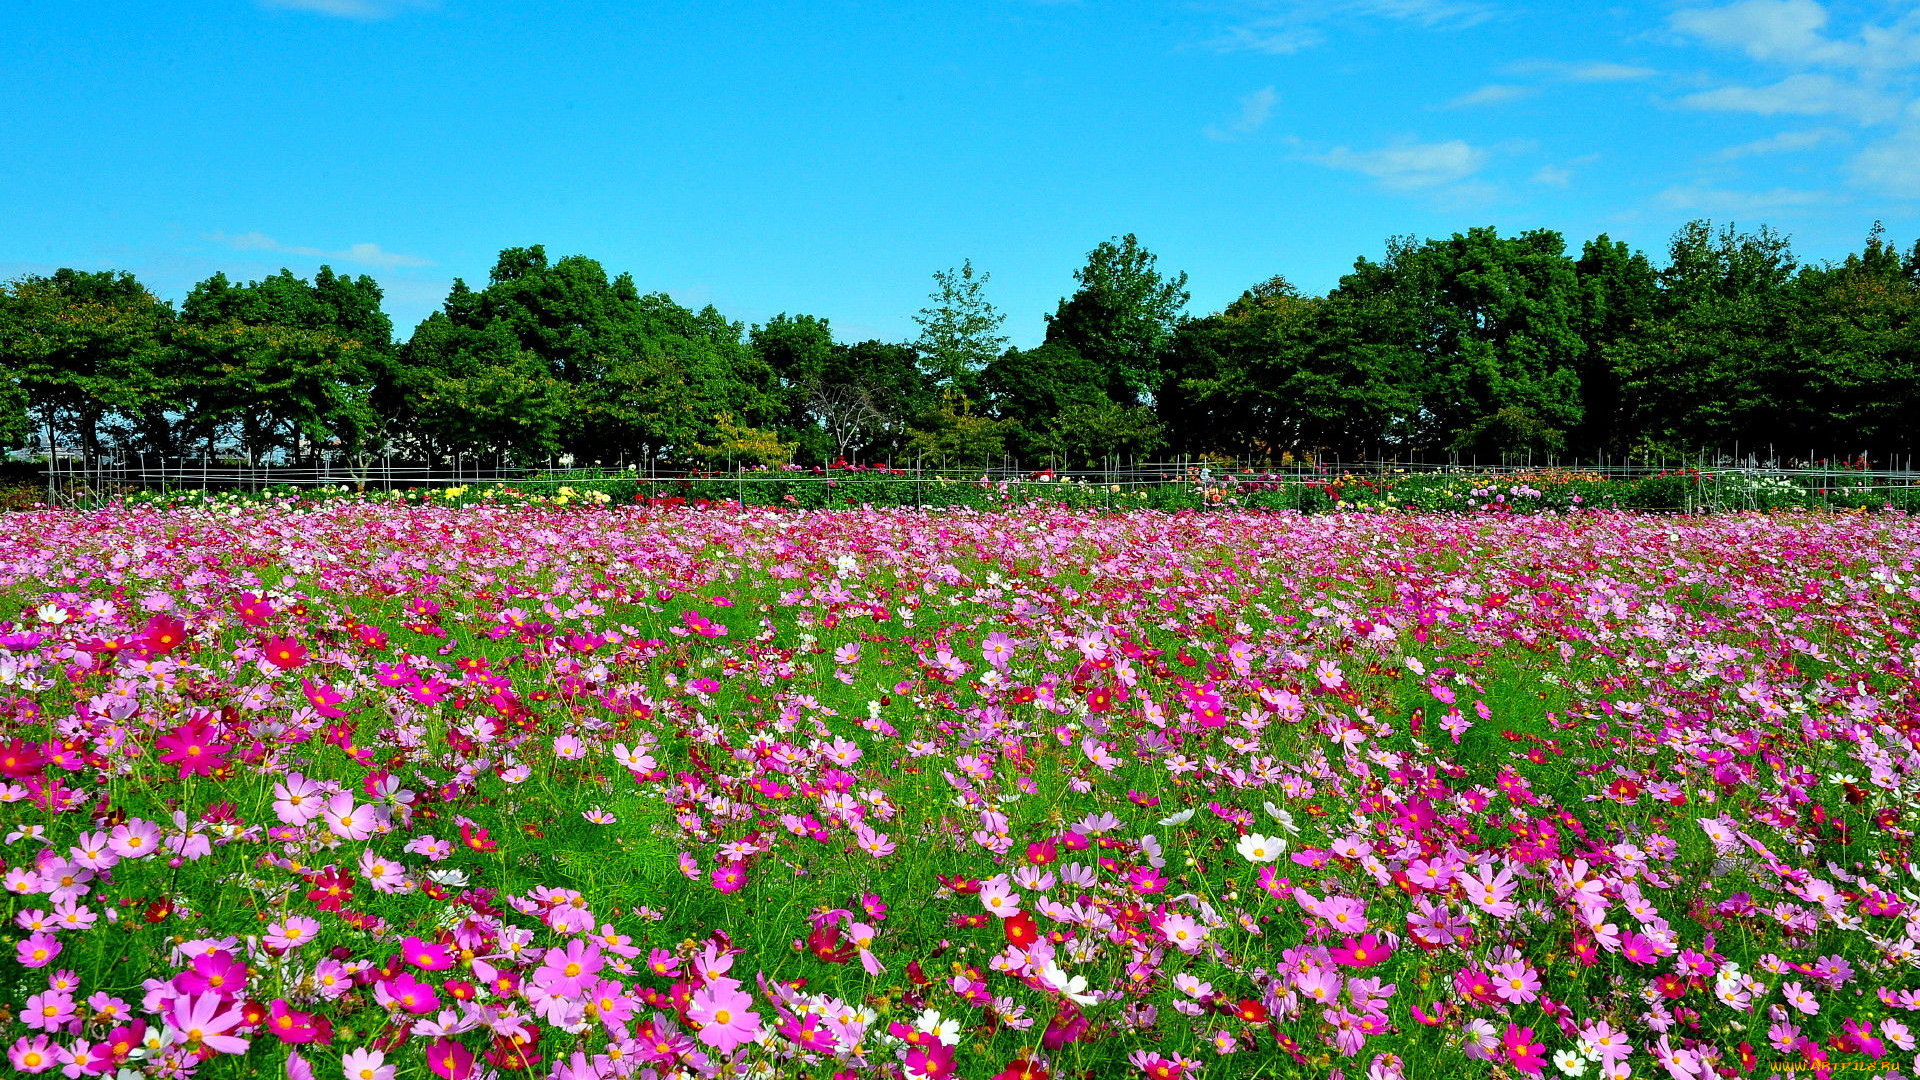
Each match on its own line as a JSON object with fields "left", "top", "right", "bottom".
{"left": 1263, "top": 802, "right": 1300, "bottom": 834}
{"left": 915, "top": 1009, "right": 961, "bottom": 1046}
{"left": 1157, "top": 808, "right": 1195, "bottom": 826}
{"left": 1235, "top": 833, "right": 1286, "bottom": 863}
{"left": 1036, "top": 961, "right": 1099, "bottom": 1006}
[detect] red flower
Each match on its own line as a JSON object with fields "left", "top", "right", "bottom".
{"left": 459, "top": 823, "right": 497, "bottom": 853}
{"left": 262, "top": 636, "right": 308, "bottom": 670}
{"left": 142, "top": 615, "right": 187, "bottom": 655}
{"left": 1004, "top": 911, "right": 1041, "bottom": 949}
{"left": 808, "top": 925, "right": 855, "bottom": 964}
{"left": 156, "top": 721, "right": 230, "bottom": 779}
{"left": 306, "top": 867, "right": 354, "bottom": 912}
{"left": 0, "top": 739, "right": 45, "bottom": 779}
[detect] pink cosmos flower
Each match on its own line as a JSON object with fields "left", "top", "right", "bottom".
{"left": 1159, "top": 913, "right": 1205, "bottom": 954}
{"left": 7, "top": 1035, "right": 56, "bottom": 1074}
{"left": 266, "top": 999, "right": 328, "bottom": 1044}
{"left": 1502, "top": 1023, "right": 1546, "bottom": 1075}
{"left": 905, "top": 1042, "right": 958, "bottom": 1079}
{"left": 66, "top": 831, "right": 118, "bottom": 872}
{"left": 979, "top": 879, "right": 1022, "bottom": 918}
{"left": 1295, "top": 965, "right": 1342, "bottom": 1007}
{"left": 779, "top": 1012, "right": 839, "bottom": 1053}
{"left": 272, "top": 773, "right": 324, "bottom": 826}
{"left": 710, "top": 863, "right": 747, "bottom": 894}
{"left": 107, "top": 818, "right": 161, "bottom": 860}
{"left": 15, "top": 932, "right": 60, "bottom": 969}
{"left": 687, "top": 976, "right": 761, "bottom": 1053}
{"left": 168, "top": 993, "right": 250, "bottom": 1054}
{"left": 174, "top": 949, "right": 247, "bottom": 996}
{"left": 846, "top": 922, "right": 885, "bottom": 977}
{"left": 1464, "top": 863, "right": 1518, "bottom": 918}
{"left": 1489, "top": 960, "right": 1540, "bottom": 1004}
{"left": 265, "top": 916, "right": 321, "bottom": 951}
{"left": 262, "top": 636, "right": 309, "bottom": 670}
{"left": 374, "top": 972, "right": 439, "bottom": 1014}
{"left": 534, "top": 939, "right": 605, "bottom": 999}
{"left": 21, "top": 989, "right": 74, "bottom": 1031}
{"left": 1329, "top": 934, "right": 1391, "bottom": 968}
{"left": 321, "top": 792, "right": 379, "bottom": 841}
{"left": 342, "top": 1048, "right": 396, "bottom": 1080}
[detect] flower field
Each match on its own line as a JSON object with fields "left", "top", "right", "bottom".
{"left": 0, "top": 502, "right": 1917, "bottom": 1080}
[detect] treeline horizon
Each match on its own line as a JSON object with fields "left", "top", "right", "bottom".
{"left": 3, "top": 218, "right": 1918, "bottom": 471}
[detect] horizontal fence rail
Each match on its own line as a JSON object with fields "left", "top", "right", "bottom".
{"left": 17, "top": 450, "right": 1920, "bottom": 515}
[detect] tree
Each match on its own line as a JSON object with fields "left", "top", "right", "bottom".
{"left": 1044, "top": 235, "right": 1189, "bottom": 405}
{"left": 385, "top": 313, "right": 566, "bottom": 463}
{"left": 913, "top": 260, "right": 1008, "bottom": 391}
{"left": 176, "top": 267, "right": 389, "bottom": 462}
{"left": 1570, "top": 235, "right": 1658, "bottom": 455}
{"left": 905, "top": 395, "right": 1011, "bottom": 467}
{"left": 1031, "top": 398, "right": 1165, "bottom": 467}
{"left": 980, "top": 344, "right": 1106, "bottom": 422}
{"left": 808, "top": 340, "right": 926, "bottom": 463}
{"left": 1614, "top": 221, "right": 1799, "bottom": 454}
{"left": 0, "top": 270, "right": 174, "bottom": 463}
{"left": 750, "top": 313, "right": 837, "bottom": 444}
{"left": 399, "top": 246, "right": 778, "bottom": 463}
{"left": 1769, "top": 223, "right": 1920, "bottom": 455}
{"left": 1319, "top": 228, "right": 1586, "bottom": 454}
{"left": 1162, "top": 275, "right": 1420, "bottom": 459}
{"left": 172, "top": 321, "right": 380, "bottom": 464}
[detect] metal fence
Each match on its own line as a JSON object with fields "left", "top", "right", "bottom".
{"left": 23, "top": 449, "right": 1920, "bottom": 509}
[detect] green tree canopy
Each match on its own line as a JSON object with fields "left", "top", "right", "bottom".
{"left": 1044, "top": 234, "right": 1189, "bottom": 406}
{"left": 913, "top": 260, "right": 1008, "bottom": 391}
{"left": 0, "top": 269, "right": 174, "bottom": 460}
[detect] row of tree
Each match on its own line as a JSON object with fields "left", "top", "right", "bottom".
{"left": 3, "top": 221, "right": 1918, "bottom": 469}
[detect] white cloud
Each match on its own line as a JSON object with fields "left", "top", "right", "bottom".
{"left": 1206, "top": 87, "right": 1280, "bottom": 140}
{"left": 259, "top": 0, "right": 434, "bottom": 17}
{"left": 1563, "top": 61, "right": 1659, "bottom": 82}
{"left": 1445, "top": 84, "right": 1534, "bottom": 107}
{"left": 1503, "top": 59, "right": 1658, "bottom": 82}
{"left": 1530, "top": 164, "right": 1573, "bottom": 187}
{"left": 1849, "top": 126, "right": 1920, "bottom": 197}
{"left": 1214, "top": 22, "right": 1324, "bottom": 54}
{"left": 1679, "top": 72, "right": 1903, "bottom": 122}
{"left": 1212, "top": 0, "right": 1496, "bottom": 55}
{"left": 1669, "top": 0, "right": 1920, "bottom": 71}
{"left": 1713, "top": 127, "right": 1845, "bottom": 158}
{"left": 1655, "top": 183, "right": 1835, "bottom": 213}
{"left": 209, "top": 232, "right": 432, "bottom": 270}
{"left": 1312, "top": 138, "right": 1490, "bottom": 189}
{"left": 1671, "top": 0, "right": 1850, "bottom": 66}
{"left": 1347, "top": 0, "right": 1496, "bottom": 28}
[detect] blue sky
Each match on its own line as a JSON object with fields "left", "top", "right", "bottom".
{"left": 4, "top": 0, "right": 1918, "bottom": 345}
